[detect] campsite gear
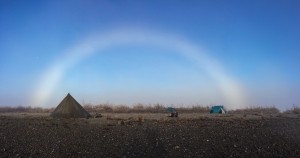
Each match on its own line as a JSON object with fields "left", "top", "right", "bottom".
{"left": 210, "top": 105, "right": 226, "bottom": 114}
{"left": 167, "top": 107, "right": 178, "bottom": 117}
{"left": 51, "top": 93, "right": 91, "bottom": 118}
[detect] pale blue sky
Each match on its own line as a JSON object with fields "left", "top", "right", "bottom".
{"left": 0, "top": 0, "right": 299, "bottom": 109}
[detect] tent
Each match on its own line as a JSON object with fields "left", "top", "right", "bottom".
{"left": 51, "top": 93, "right": 91, "bottom": 118}
{"left": 166, "top": 107, "right": 176, "bottom": 113}
{"left": 166, "top": 107, "right": 178, "bottom": 117}
{"left": 210, "top": 105, "right": 226, "bottom": 114}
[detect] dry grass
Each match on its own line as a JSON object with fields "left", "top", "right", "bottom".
{"left": 176, "top": 105, "right": 210, "bottom": 113}
{"left": 229, "top": 106, "right": 280, "bottom": 115}
{"left": 1, "top": 104, "right": 295, "bottom": 116}
{"left": 137, "top": 115, "right": 144, "bottom": 123}
{"left": 83, "top": 104, "right": 210, "bottom": 113}
{"left": 0, "top": 106, "right": 54, "bottom": 113}
{"left": 284, "top": 106, "right": 300, "bottom": 114}
{"left": 83, "top": 103, "right": 166, "bottom": 113}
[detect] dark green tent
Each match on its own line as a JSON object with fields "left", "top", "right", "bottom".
{"left": 210, "top": 105, "right": 226, "bottom": 114}
{"left": 51, "top": 93, "right": 91, "bottom": 118}
{"left": 167, "top": 107, "right": 176, "bottom": 113}
{"left": 166, "top": 107, "right": 178, "bottom": 117}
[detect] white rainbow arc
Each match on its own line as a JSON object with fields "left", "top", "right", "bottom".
{"left": 32, "top": 28, "right": 246, "bottom": 109}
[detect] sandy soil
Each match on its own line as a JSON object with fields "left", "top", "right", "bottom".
{"left": 0, "top": 113, "right": 299, "bottom": 157}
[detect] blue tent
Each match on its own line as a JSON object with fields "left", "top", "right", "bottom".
{"left": 210, "top": 105, "right": 226, "bottom": 114}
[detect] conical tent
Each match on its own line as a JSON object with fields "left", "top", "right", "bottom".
{"left": 51, "top": 93, "right": 91, "bottom": 118}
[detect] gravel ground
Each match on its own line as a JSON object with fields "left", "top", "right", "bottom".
{"left": 0, "top": 113, "right": 299, "bottom": 158}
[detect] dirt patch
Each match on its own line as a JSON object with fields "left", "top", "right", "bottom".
{"left": 0, "top": 113, "right": 299, "bottom": 157}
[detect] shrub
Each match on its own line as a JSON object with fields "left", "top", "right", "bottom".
{"left": 284, "top": 106, "right": 300, "bottom": 114}
{"left": 229, "top": 106, "right": 280, "bottom": 115}
{"left": 113, "top": 105, "right": 130, "bottom": 113}
{"left": 0, "top": 106, "right": 53, "bottom": 113}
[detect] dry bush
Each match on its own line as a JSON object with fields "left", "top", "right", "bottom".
{"left": 132, "top": 103, "right": 145, "bottom": 113}
{"left": 113, "top": 105, "right": 130, "bottom": 113}
{"left": 144, "top": 103, "right": 165, "bottom": 113}
{"left": 137, "top": 115, "right": 144, "bottom": 123}
{"left": 87, "top": 103, "right": 211, "bottom": 113}
{"left": 229, "top": 106, "right": 280, "bottom": 115}
{"left": 284, "top": 106, "right": 300, "bottom": 114}
{"left": 83, "top": 104, "right": 94, "bottom": 112}
{"left": 176, "top": 105, "right": 210, "bottom": 113}
{"left": 0, "top": 106, "right": 53, "bottom": 113}
{"left": 131, "top": 103, "right": 165, "bottom": 113}
{"left": 27, "top": 107, "right": 54, "bottom": 113}
{"left": 89, "top": 103, "right": 166, "bottom": 113}
{"left": 90, "top": 104, "right": 114, "bottom": 113}
{"left": 0, "top": 106, "right": 27, "bottom": 112}
{"left": 0, "top": 106, "right": 20, "bottom": 112}
{"left": 89, "top": 103, "right": 207, "bottom": 113}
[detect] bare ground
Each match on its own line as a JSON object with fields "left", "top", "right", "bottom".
{"left": 0, "top": 113, "right": 299, "bottom": 158}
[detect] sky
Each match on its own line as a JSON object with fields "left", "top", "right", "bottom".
{"left": 0, "top": 0, "right": 299, "bottom": 110}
